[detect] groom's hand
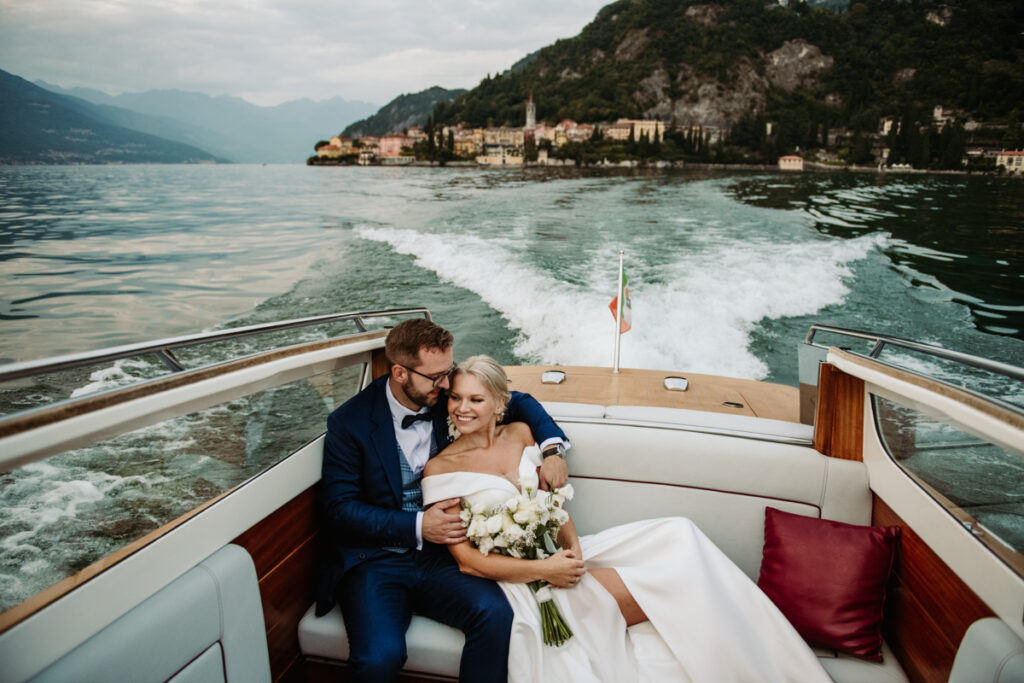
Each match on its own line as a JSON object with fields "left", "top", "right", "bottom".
{"left": 423, "top": 498, "right": 468, "bottom": 545}
{"left": 538, "top": 456, "right": 568, "bottom": 491}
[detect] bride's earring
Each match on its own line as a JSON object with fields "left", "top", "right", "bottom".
{"left": 495, "top": 409, "right": 505, "bottom": 424}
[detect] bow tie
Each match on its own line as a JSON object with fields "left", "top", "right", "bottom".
{"left": 401, "top": 412, "right": 433, "bottom": 429}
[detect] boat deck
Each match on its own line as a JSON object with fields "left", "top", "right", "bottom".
{"left": 504, "top": 365, "right": 801, "bottom": 423}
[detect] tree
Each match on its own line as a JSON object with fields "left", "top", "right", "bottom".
{"left": 314, "top": 140, "right": 330, "bottom": 152}
{"left": 524, "top": 137, "right": 538, "bottom": 162}
{"left": 1002, "top": 110, "right": 1022, "bottom": 150}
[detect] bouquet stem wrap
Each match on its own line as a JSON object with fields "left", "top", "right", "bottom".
{"left": 529, "top": 580, "right": 574, "bottom": 646}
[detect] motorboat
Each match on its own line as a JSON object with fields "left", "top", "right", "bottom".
{"left": 0, "top": 308, "right": 1021, "bottom": 682}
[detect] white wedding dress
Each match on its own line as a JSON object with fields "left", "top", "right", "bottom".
{"left": 422, "top": 446, "right": 831, "bottom": 683}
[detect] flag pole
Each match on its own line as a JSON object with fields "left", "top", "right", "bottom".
{"left": 612, "top": 250, "right": 624, "bottom": 374}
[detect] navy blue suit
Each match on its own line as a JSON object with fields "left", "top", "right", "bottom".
{"left": 316, "top": 374, "right": 566, "bottom": 681}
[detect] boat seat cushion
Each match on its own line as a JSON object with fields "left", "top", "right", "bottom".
{"left": 758, "top": 507, "right": 900, "bottom": 661}
{"left": 603, "top": 405, "right": 814, "bottom": 442}
{"left": 30, "top": 544, "right": 270, "bottom": 683}
{"left": 298, "top": 604, "right": 909, "bottom": 682}
{"left": 299, "top": 604, "right": 464, "bottom": 678}
{"left": 948, "top": 617, "right": 1024, "bottom": 683}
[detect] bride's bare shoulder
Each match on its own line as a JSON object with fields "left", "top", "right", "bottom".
{"left": 425, "top": 450, "right": 461, "bottom": 476}
{"left": 501, "top": 421, "right": 534, "bottom": 448}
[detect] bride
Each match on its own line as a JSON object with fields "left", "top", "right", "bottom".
{"left": 422, "top": 356, "right": 831, "bottom": 683}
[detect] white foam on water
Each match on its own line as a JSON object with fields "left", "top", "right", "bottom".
{"left": 70, "top": 357, "right": 160, "bottom": 397}
{"left": 357, "top": 225, "right": 887, "bottom": 379}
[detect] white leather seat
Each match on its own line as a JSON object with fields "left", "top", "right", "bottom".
{"left": 30, "top": 544, "right": 270, "bottom": 683}
{"left": 949, "top": 617, "right": 1024, "bottom": 683}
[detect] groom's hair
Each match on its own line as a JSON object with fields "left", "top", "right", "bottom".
{"left": 385, "top": 318, "right": 454, "bottom": 368}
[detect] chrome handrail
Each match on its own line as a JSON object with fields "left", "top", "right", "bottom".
{"left": 805, "top": 324, "right": 1024, "bottom": 381}
{"left": 805, "top": 324, "right": 1024, "bottom": 409}
{"left": 0, "top": 307, "right": 431, "bottom": 384}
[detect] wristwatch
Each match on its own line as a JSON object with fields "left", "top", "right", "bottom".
{"left": 541, "top": 443, "right": 566, "bottom": 459}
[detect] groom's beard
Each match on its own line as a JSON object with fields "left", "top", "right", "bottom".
{"left": 401, "top": 377, "right": 441, "bottom": 409}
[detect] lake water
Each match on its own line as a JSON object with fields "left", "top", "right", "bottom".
{"left": 1, "top": 164, "right": 1022, "bottom": 610}
{"left": 3, "top": 165, "right": 1023, "bottom": 380}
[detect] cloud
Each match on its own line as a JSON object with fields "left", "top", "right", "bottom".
{"left": 0, "top": 0, "right": 610, "bottom": 105}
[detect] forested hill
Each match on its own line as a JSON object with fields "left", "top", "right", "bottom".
{"left": 342, "top": 86, "right": 466, "bottom": 138}
{"left": 435, "top": 0, "right": 1022, "bottom": 140}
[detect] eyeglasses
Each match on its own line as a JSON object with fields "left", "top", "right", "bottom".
{"left": 400, "top": 363, "right": 456, "bottom": 387}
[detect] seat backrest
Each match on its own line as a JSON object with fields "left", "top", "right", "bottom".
{"left": 948, "top": 618, "right": 1024, "bottom": 683}
{"left": 29, "top": 544, "right": 270, "bottom": 683}
{"left": 557, "top": 416, "right": 871, "bottom": 580}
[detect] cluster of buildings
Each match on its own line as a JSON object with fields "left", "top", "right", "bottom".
{"left": 315, "top": 96, "right": 667, "bottom": 166}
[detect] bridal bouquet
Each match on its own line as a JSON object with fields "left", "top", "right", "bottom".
{"left": 460, "top": 469, "right": 576, "bottom": 646}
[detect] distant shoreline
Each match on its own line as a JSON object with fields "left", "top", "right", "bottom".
{"left": 305, "top": 156, "right": 1011, "bottom": 177}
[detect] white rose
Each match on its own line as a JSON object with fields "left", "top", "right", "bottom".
{"left": 471, "top": 502, "right": 486, "bottom": 516}
{"left": 485, "top": 514, "right": 504, "bottom": 535}
{"left": 502, "top": 517, "right": 525, "bottom": 540}
{"left": 551, "top": 507, "right": 569, "bottom": 525}
{"left": 558, "top": 483, "right": 575, "bottom": 501}
{"left": 477, "top": 537, "right": 495, "bottom": 555}
{"left": 468, "top": 518, "right": 488, "bottom": 538}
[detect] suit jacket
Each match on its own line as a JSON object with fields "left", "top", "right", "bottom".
{"left": 315, "top": 374, "right": 567, "bottom": 615}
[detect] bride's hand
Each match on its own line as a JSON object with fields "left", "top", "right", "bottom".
{"left": 542, "top": 549, "right": 585, "bottom": 588}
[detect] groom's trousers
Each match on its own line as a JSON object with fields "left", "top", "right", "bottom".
{"left": 337, "top": 543, "right": 513, "bottom": 682}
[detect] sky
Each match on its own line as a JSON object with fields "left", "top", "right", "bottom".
{"left": 0, "top": 0, "right": 613, "bottom": 107}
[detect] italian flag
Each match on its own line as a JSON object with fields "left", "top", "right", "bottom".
{"left": 608, "top": 269, "right": 632, "bottom": 334}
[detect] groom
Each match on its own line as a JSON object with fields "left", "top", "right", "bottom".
{"left": 315, "top": 318, "right": 570, "bottom": 682}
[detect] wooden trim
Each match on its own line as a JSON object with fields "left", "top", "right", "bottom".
{"left": 829, "top": 348, "right": 1024, "bottom": 431}
{"left": 371, "top": 347, "right": 390, "bottom": 380}
{"left": 874, "top": 497, "right": 995, "bottom": 683}
{"left": 896, "top": 467, "right": 1024, "bottom": 578}
{"left": 812, "top": 362, "right": 864, "bottom": 460}
{"left": 0, "top": 330, "right": 386, "bottom": 439}
{"left": 233, "top": 486, "right": 320, "bottom": 683}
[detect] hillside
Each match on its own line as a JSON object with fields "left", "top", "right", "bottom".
{"left": 36, "top": 82, "right": 379, "bottom": 163}
{"left": 435, "top": 0, "right": 1022, "bottom": 152}
{"left": 0, "top": 70, "right": 224, "bottom": 164}
{"left": 342, "top": 86, "right": 466, "bottom": 138}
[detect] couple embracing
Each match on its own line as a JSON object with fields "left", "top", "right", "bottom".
{"left": 315, "top": 319, "right": 831, "bottom": 682}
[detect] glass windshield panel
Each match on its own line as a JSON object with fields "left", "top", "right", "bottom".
{"left": 873, "top": 394, "right": 1024, "bottom": 568}
{"left": 0, "top": 363, "right": 362, "bottom": 613}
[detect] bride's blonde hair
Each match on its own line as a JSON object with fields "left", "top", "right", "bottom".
{"left": 455, "top": 355, "right": 511, "bottom": 421}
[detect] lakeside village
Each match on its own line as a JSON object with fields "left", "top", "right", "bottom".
{"left": 310, "top": 96, "right": 1024, "bottom": 175}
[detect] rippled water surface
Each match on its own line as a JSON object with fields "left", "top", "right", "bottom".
{"left": 1, "top": 164, "right": 1022, "bottom": 610}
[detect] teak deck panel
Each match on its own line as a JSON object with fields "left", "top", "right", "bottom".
{"left": 504, "top": 365, "right": 800, "bottom": 423}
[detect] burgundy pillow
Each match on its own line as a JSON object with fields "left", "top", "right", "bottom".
{"left": 757, "top": 507, "right": 900, "bottom": 661}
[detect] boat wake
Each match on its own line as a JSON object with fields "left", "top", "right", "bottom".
{"left": 356, "top": 225, "right": 887, "bottom": 379}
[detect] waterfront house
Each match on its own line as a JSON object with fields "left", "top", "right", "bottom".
{"left": 357, "top": 137, "right": 379, "bottom": 165}
{"left": 378, "top": 134, "right": 411, "bottom": 158}
{"left": 604, "top": 118, "right": 666, "bottom": 141}
{"left": 778, "top": 155, "right": 804, "bottom": 171}
{"left": 996, "top": 150, "right": 1024, "bottom": 174}
{"left": 316, "top": 144, "right": 342, "bottom": 159}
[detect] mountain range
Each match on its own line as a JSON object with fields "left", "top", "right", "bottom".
{"left": 33, "top": 81, "right": 378, "bottom": 163}
{"left": 0, "top": 70, "right": 225, "bottom": 164}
